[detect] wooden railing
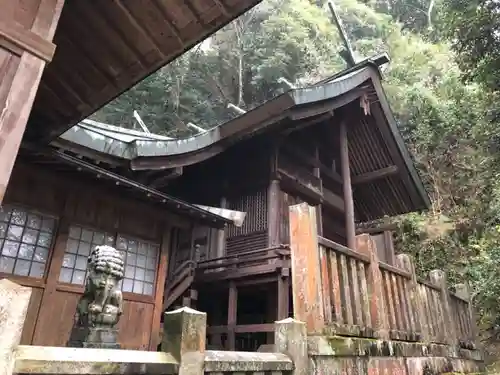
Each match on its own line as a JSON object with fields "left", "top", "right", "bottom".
{"left": 379, "top": 260, "right": 419, "bottom": 341}
{"left": 196, "top": 246, "right": 290, "bottom": 282}
{"left": 318, "top": 237, "right": 374, "bottom": 337}
{"left": 289, "top": 203, "right": 477, "bottom": 348}
{"left": 318, "top": 236, "right": 477, "bottom": 346}
{"left": 163, "top": 260, "right": 196, "bottom": 310}
{"left": 450, "top": 285, "right": 477, "bottom": 349}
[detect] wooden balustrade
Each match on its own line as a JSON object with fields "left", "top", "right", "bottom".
{"left": 289, "top": 202, "right": 477, "bottom": 347}
{"left": 416, "top": 280, "right": 447, "bottom": 344}
{"left": 379, "top": 261, "right": 419, "bottom": 341}
{"left": 318, "top": 236, "right": 375, "bottom": 337}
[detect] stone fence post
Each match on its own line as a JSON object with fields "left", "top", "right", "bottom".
{"left": 275, "top": 318, "right": 308, "bottom": 375}
{"left": 0, "top": 279, "right": 32, "bottom": 375}
{"left": 162, "top": 307, "right": 207, "bottom": 375}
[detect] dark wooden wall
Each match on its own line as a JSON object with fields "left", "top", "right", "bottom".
{"left": 167, "top": 136, "right": 273, "bottom": 257}
{"left": 226, "top": 187, "right": 268, "bottom": 255}
{"left": 1, "top": 161, "right": 189, "bottom": 350}
{"left": 274, "top": 126, "right": 347, "bottom": 247}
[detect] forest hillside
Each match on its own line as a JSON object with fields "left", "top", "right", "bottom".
{"left": 92, "top": 0, "right": 500, "bottom": 364}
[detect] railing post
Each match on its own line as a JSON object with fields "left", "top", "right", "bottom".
{"left": 275, "top": 318, "right": 308, "bottom": 375}
{"left": 0, "top": 279, "right": 32, "bottom": 375}
{"left": 455, "top": 283, "right": 478, "bottom": 349}
{"left": 396, "top": 254, "right": 423, "bottom": 342}
{"left": 429, "top": 270, "right": 457, "bottom": 347}
{"left": 355, "top": 234, "right": 389, "bottom": 340}
{"left": 289, "top": 203, "right": 324, "bottom": 333}
{"left": 162, "top": 306, "right": 207, "bottom": 375}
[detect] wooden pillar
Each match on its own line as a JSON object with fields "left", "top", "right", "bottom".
{"left": 313, "top": 144, "right": 323, "bottom": 236}
{"left": 227, "top": 281, "right": 238, "bottom": 350}
{"left": 277, "top": 273, "right": 290, "bottom": 320}
{"left": 149, "top": 227, "right": 171, "bottom": 350}
{"left": 267, "top": 179, "right": 280, "bottom": 247}
{"left": 339, "top": 121, "right": 356, "bottom": 249}
{"left": 216, "top": 197, "right": 227, "bottom": 258}
{"left": 0, "top": 0, "right": 65, "bottom": 204}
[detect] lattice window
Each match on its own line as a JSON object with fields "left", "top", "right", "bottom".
{"left": 59, "top": 226, "right": 159, "bottom": 296}
{"left": 227, "top": 189, "right": 268, "bottom": 237}
{"left": 116, "top": 234, "right": 158, "bottom": 296}
{"left": 0, "top": 206, "right": 56, "bottom": 278}
{"left": 59, "top": 225, "right": 115, "bottom": 285}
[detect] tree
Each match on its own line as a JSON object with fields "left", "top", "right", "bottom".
{"left": 442, "top": 0, "right": 500, "bottom": 91}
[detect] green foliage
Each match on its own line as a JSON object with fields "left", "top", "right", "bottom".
{"left": 92, "top": 0, "right": 500, "bottom": 340}
{"left": 442, "top": 0, "right": 500, "bottom": 91}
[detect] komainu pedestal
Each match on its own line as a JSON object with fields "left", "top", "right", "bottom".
{"left": 67, "top": 245, "right": 124, "bottom": 349}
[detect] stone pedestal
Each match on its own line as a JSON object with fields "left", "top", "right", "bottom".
{"left": 67, "top": 326, "right": 120, "bottom": 349}
{"left": 0, "top": 279, "right": 32, "bottom": 375}
{"left": 275, "top": 318, "right": 308, "bottom": 375}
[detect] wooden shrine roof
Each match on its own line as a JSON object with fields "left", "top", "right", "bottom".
{"left": 51, "top": 60, "right": 430, "bottom": 221}
{"left": 24, "top": 0, "right": 262, "bottom": 143}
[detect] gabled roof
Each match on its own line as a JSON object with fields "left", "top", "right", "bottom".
{"left": 53, "top": 60, "right": 430, "bottom": 221}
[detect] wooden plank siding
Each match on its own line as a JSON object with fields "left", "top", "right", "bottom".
{"left": 0, "top": 161, "right": 182, "bottom": 350}
{"left": 0, "top": 0, "right": 64, "bottom": 205}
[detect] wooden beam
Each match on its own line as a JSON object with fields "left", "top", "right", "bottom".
{"left": 0, "top": 0, "right": 65, "bottom": 205}
{"left": 0, "top": 19, "right": 56, "bottom": 62}
{"left": 149, "top": 227, "right": 171, "bottom": 350}
{"left": 339, "top": 121, "right": 356, "bottom": 249}
{"left": 277, "top": 275, "right": 290, "bottom": 320}
{"left": 319, "top": 163, "right": 343, "bottom": 184}
{"left": 322, "top": 187, "right": 345, "bottom": 213}
{"left": 352, "top": 165, "right": 398, "bottom": 185}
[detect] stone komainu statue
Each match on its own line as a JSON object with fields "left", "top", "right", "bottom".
{"left": 75, "top": 245, "right": 125, "bottom": 328}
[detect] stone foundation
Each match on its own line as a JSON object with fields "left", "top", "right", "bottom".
{"left": 308, "top": 335, "right": 484, "bottom": 374}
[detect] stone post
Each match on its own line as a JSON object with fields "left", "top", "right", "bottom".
{"left": 162, "top": 307, "right": 207, "bottom": 375}
{"left": 275, "top": 318, "right": 308, "bottom": 375}
{"left": 0, "top": 279, "right": 32, "bottom": 375}
{"left": 356, "top": 234, "right": 389, "bottom": 340}
{"left": 429, "top": 270, "right": 457, "bottom": 347}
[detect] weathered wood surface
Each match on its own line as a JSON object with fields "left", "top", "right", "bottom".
{"left": 0, "top": 0, "right": 64, "bottom": 205}
{"left": 289, "top": 203, "right": 324, "bottom": 333}
{"left": 1, "top": 163, "right": 176, "bottom": 350}
{"left": 289, "top": 203, "right": 477, "bottom": 348}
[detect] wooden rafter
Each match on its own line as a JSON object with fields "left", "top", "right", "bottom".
{"left": 352, "top": 165, "right": 398, "bottom": 185}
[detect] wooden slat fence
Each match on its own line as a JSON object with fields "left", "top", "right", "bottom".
{"left": 379, "top": 261, "right": 419, "bottom": 341}
{"left": 289, "top": 203, "right": 477, "bottom": 347}
{"left": 416, "top": 280, "right": 447, "bottom": 344}
{"left": 450, "top": 285, "right": 477, "bottom": 349}
{"left": 319, "top": 236, "right": 374, "bottom": 337}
